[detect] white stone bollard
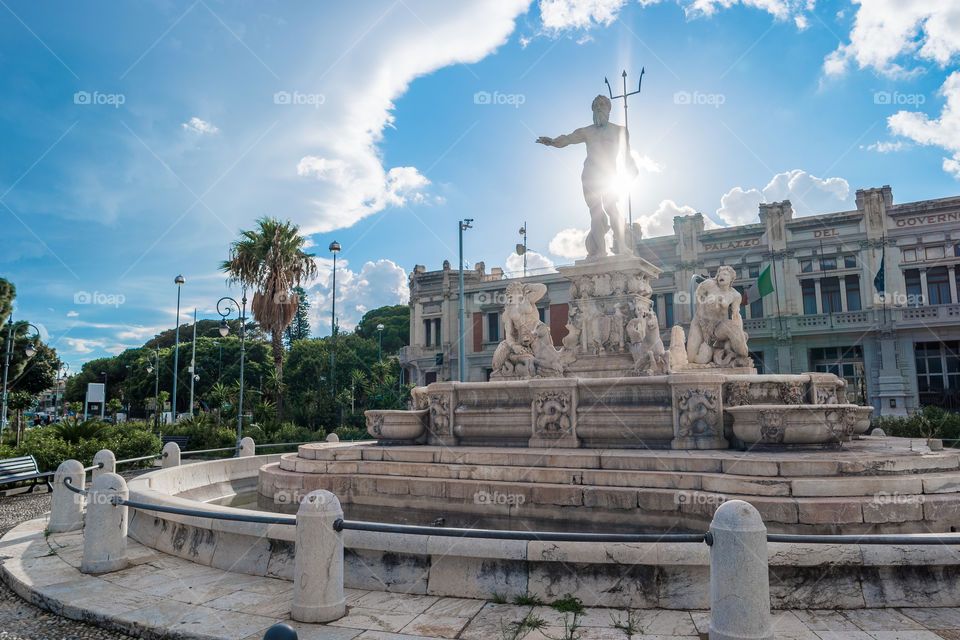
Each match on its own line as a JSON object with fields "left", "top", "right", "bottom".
{"left": 291, "top": 490, "right": 345, "bottom": 623}
{"left": 326, "top": 433, "right": 339, "bottom": 443}
{"left": 49, "top": 460, "right": 85, "bottom": 533}
{"left": 92, "top": 449, "right": 116, "bottom": 481}
{"left": 81, "top": 472, "right": 128, "bottom": 574}
{"left": 239, "top": 436, "right": 256, "bottom": 457}
{"left": 162, "top": 441, "right": 181, "bottom": 468}
{"left": 709, "top": 500, "right": 773, "bottom": 640}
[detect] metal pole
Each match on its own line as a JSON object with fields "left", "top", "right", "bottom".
{"left": 522, "top": 222, "right": 527, "bottom": 278}
{"left": 1, "top": 319, "right": 12, "bottom": 434}
{"left": 331, "top": 251, "right": 336, "bottom": 400}
{"left": 172, "top": 278, "right": 183, "bottom": 421}
{"left": 189, "top": 308, "right": 197, "bottom": 417}
{"left": 458, "top": 220, "right": 470, "bottom": 382}
{"left": 237, "top": 290, "right": 247, "bottom": 457}
{"left": 153, "top": 346, "right": 159, "bottom": 430}
{"left": 100, "top": 372, "right": 107, "bottom": 419}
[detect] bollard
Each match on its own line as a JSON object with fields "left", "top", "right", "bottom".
{"left": 264, "top": 623, "right": 298, "bottom": 639}
{"left": 709, "top": 500, "right": 773, "bottom": 640}
{"left": 49, "top": 460, "right": 85, "bottom": 533}
{"left": 82, "top": 472, "right": 128, "bottom": 574}
{"left": 162, "top": 441, "right": 181, "bottom": 468}
{"left": 325, "top": 433, "right": 339, "bottom": 443}
{"left": 92, "top": 449, "right": 116, "bottom": 481}
{"left": 291, "top": 490, "right": 345, "bottom": 623}
{"left": 239, "top": 436, "right": 256, "bottom": 457}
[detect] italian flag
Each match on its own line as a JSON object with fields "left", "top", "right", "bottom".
{"left": 742, "top": 265, "right": 774, "bottom": 306}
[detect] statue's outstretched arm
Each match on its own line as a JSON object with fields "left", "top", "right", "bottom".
{"left": 536, "top": 127, "right": 587, "bottom": 148}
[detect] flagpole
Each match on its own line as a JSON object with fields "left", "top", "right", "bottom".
{"left": 881, "top": 233, "right": 887, "bottom": 325}
{"left": 771, "top": 256, "right": 784, "bottom": 334}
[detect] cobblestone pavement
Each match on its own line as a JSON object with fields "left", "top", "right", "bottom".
{"left": 0, "top": 489, "right": 136, "bottom": 640}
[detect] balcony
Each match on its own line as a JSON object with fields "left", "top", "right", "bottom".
{"left": 893, "top": 303, "right": 960, "bottom": 327}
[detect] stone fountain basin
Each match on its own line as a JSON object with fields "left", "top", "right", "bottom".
{"left": 726, "top": 404, "right": 875, "bottom": 447}
{"left": 365, "top": 409, "right": 427, "bottom": 443}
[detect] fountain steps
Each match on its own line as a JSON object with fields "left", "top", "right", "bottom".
{"left": 256, "top": 440, "right": 960, "bottom": 534}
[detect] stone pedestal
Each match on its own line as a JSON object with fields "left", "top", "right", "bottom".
{"left": 557, "top": 255, "right": 663, "bottom": 378}
{"left": 426, "top": 382, "right": 457, "bottom": 446}
{"left": 670, "top": 373, "right": 727, "bottom": 449}
{"left": 528, "top": 378, "right": 579, "bottom": 448}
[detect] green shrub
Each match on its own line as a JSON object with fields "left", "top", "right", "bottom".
{"left": 51, "top": 418, "right": 111, "bottom": 443}
{"left": 332, "top": 424, "right": 368, "bottom": 441}
{"left": 873, "top": 407, "right": 960, "bottom": 441}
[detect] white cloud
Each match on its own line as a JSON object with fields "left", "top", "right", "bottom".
{"left": 549, "top": 227, "right": 589, "bottom": 259}
{"left": 888, "top": 71, "right": 960, "bottom": 179}
{"left": 864, "top": 140, "right": 907, "bottom": 153}
{"left": 296, "top": 1, "right": 530, "bottom": 234}
{"left": 716, "top": 169, "right": 850, "bottom": 226}
{"left": 639, "top": 199, "right": 697, "bottom": 237}
{"left": 182, "top": 117, "right": 219, "bottom": 135}
{"left": 538, "top": 0, "right": 811, "bottom": 32}
{"left": 506, "top": 250, "right": 556, "bottom": 276}
{"left": 66, "top": 310, "right": 79, "bottom": 317}
{"left": 823, "top": 2, "right": 960, "bottom": 78}
{"left": 306, "top": 258, "right": 409, "bottom": 335}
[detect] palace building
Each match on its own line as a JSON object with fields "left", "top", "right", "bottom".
{"left": 399, "top": 186, "right": 960, "bottom": 417}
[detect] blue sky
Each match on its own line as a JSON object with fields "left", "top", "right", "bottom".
{"left": 2, "top": 0, "right": 959, "bottom": 369}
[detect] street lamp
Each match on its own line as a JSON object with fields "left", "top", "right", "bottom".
{"left": 99, "top": 370, "right": 108, "bottom": 420}
{"left": 458, "top": 219, "right": 473, "bottom": 382}
{"left": 217, "top": 289, "right": 248, "bottom": 457}
{"left": 172, "top": 274, "right": 185, "bottom": 422}
{"left": 146, "top": 339, "right": 159, "bottom": 429}
{"left": 329, "top": 240, "right": 341, "bottom": 402}
{"left": 53, "top": 362, "right": 68, "bottom": 419}
{"left": 1, "top": 319, "right": 40, "bottom": 434}
{"left": 376, "top": 323, "right": 385, "bottom": 363}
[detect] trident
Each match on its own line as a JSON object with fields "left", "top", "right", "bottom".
{"left": 604, "top": 67, "right": 645, "bottom": 252}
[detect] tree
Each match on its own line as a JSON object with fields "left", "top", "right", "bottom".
{"left": 207, "top": 382, "right": 229, "bottom": 427}
{"left": 284, "top": 286, "right": 311, "bottom": 347}
{"left": 0, "top": 279, "right": 14, "bottom": 326}
{"left": 7, "top": 390, "right": 34, "bottom": 446}
{"left": 107, "top": 398, "right": 123, "bottom": 419}
{"left": 221, "top": 217, "right": 317, "bottom": 419}
{"left": 355, "top": 305, "right": 410, "bottom": 355}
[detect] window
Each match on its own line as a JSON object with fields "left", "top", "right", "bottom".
{"left": 821, "top": 256, "right": 837, "bottom": 271}
{"left": 735, "top": 286, "right": 746, "bottom": 318}
{"left": 844, "top": 255, "right": 857, "bottom": 268}
{"left": 821, "top": 277, "right": 842, "bottom": 314}
{"left": 749, "top": 351, "right": 765, "bottom": 374}
{"left": 538, "top": 307, "right": 546, "bottom": 322}
{"left": 955, "top": 245, "right": 960, "bottom": 257}
{"left": 810, "top": 345, "right": 866, "bottom": 403}
{"left": 926, "top": 246, "right": 945, "bottom": 260}
{"left": 905, "top": 269, "right": 923, "bottom": 306}
{"left": 801, "top": 260, "right": 813, "bottom": 273}
{"left": 487, "top": 312, "right": 499, "bottom": 342}
{"left": 750, "top": 296, "right": 763, "bottom": 318}
{"left": 928, "top": 266, "right": 952, "bottom": 305}
{"left": 801, "top": 279, "right": 817, "bottom": 315}
{"left": 749, "top": 265, "right": 760, "bottom": 278}
{"left": 423, "top": 319, "right": 432, "bottom": 347}
{"left": 845, "top": 275, "right": 862, "bottom": 311}
{"left": 915, "top": 341, "right": 960, "bottom": 393}
{"left": 434, "top": 319, "right": 441, "bottom": 346}
{"left": 664, "top": 293, "right": 674, "bottom": 328}
{"left": 903, "top": 248, "right": 917, "bottom": 262}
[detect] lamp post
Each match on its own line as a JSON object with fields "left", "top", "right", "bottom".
{"left": 53, "top": 362, "right": 68, "bottom": 419}
{"left": 172, "top": 274, "right": 185, "bottom": 422}
{"left": 217, "top": 290, "right": 247, "bottom": 457}
{"left": 1, "top": 319, "right": 40, "bottom": 434}
{"left": 188, "top": 308, "right": 197, "bottom": 417}
{"left": 329, "top": 241, "right": 341, "bottom": 402}
{"left": 458, "top": 219, "right": 473, "bottom": 382}
{"left": 99, "top": 371, "right": 108, "bottom": 420}
{"left": 518, "top": 223, "right": 527, "bottom": 278}
{"left": 376, "top": 323, "right": 385, "bottom": 394}
{"left": 146, "top": 340, "right": 159, "bottom": 429}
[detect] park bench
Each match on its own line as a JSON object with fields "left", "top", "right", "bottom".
{"left": 161, "top": 435, "right": 189, "bottom": 450}
{"left": 0, "top": 455, "right": 52, "bottom": 493}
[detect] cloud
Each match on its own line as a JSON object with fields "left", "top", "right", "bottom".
{"left": 549, "top": 227, "right": 589, "bottom": 259}
{"left": 717, "top": 169, "right": 850, "bottom": 225}
{"left": 296, "top": 1, "right": 531, "bottom": 234}
{"left": 306, "top": 258, "right": 409, "bottom": 335}
{"left": 888, "top": 71, "right": 960, "bottom": 179}
{"left": 863, "top": 140, "right": 907, "bottom": 153}
{"left": 823, "top": 2, "right": 960, "bottom": 77}
{"left": 182, "top": 117, "right": 219, "bottom": 134}
{"left": 66, "top": 310, "right": 79, "bottom": 317}
{"left": 506, "top": 250, "right": 556, "bottom": 276}
{"left": 639, "top": 199, "right": 697, "bottom": 237}
{"left": 538, "top": 0, "right": 811, "bottom": 32}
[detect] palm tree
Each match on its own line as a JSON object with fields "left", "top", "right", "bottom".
{"left": 207, "top": 382, "right": 229, "bottom": 427}
{"left": 221, "top": 217, "right": 317, "bottom": 418}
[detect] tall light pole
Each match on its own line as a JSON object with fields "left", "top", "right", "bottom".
{"left": 172, "top": 274, "right": 185, "bottom": 421}
{"left": 188, "top": 308, "right": 197, "bottom": 417}
{"left": 517, "top": 223, "right": 527, "bottom": 277}
{"left": 53, "top": 362, "right": 68, "bottom": 419}
{"left": 458, "top": 219, "right": 473, "bottom": 382}
{"left": 99, "top": 371, "right": 108, "bottom": 419}
{"left": 604, "top": 67, "right": 644, "bottom": 253}
{"left": 218, "top": 289, "right": 247, "bottom": 457}
{"left": 146, "top": 340, "right": 159, "bottom": 429}
{"left": 329, "top": 241, "right": 341, "bottom": 401}
{"left": 377, "top": 323, "right": 385, "bottom": 395}
{"left": 1, "top": 319, "right": 39, "bottom": 434}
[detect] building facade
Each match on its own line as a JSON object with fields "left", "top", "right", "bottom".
{"left": 400, "top": 186, "right": 960, "bottom": 416}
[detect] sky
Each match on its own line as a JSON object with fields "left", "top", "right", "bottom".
{"left": 2, "top": 0, "right": 960, "bottom": 370}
